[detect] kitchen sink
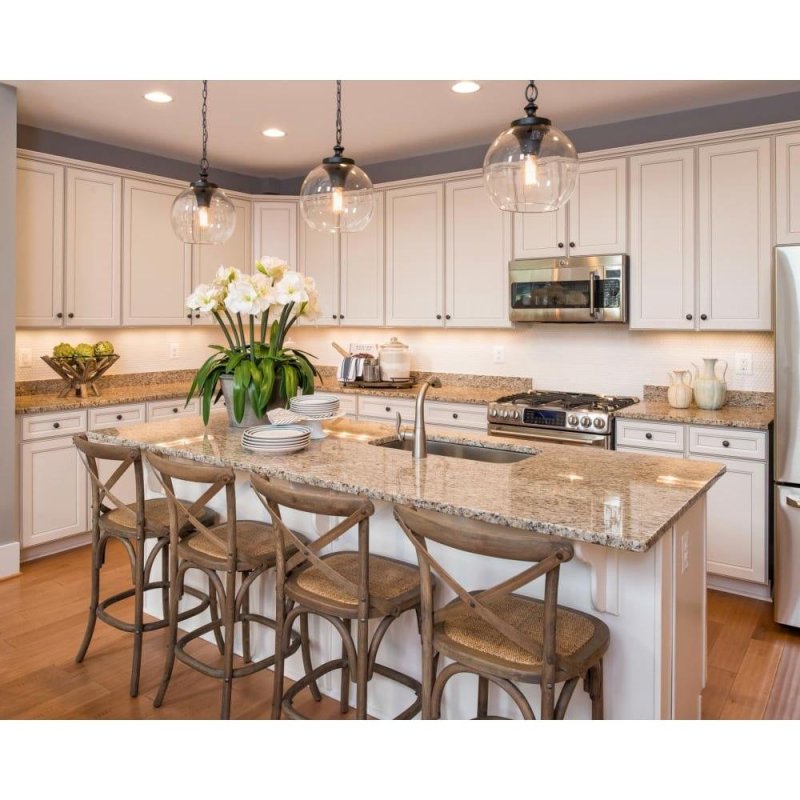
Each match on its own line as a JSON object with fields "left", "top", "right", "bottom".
{"left": 374, "top": 438, "right": 533, "bottom": 464}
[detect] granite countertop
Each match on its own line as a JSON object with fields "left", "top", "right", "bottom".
{"left": 328, "top": 383, "right": 511, "bottom": 405}
{"left": 87, "top": 412, "right": 724, "bottom": 554}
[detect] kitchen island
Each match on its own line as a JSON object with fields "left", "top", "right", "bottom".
{"left": 88, "top": 412, "right": 724, "bottom": 720}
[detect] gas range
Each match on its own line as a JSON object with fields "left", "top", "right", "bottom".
{"left": 487, "top": 390, "right": 639, "bottom": 448}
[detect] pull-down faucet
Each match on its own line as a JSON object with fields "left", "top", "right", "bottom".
{"left": 412, "top": 376, "right": 442, "bottom": 459}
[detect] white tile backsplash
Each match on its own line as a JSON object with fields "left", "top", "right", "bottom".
{"left": 16, "top": 324, "right": 775, "bottom": 398}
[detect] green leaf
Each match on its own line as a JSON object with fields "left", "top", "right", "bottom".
{"left": 233, "top": 360, "right": 252, "bottom": 423}
{"left": 294, "top": 355, "right": 315, "bottom": 394}
{"left": 201, "top": 367, "right": 223, "bottom": 425}
{"left": 249, "top": 362, "right": 262, "bottom": 387}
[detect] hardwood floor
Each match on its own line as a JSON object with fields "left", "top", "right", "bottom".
{"left": 2, "top": 546, "right": 799, "bottom": 719}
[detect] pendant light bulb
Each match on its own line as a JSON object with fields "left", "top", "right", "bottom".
{"left": 300, "top": 80, "right": 375, "bottom": 233}
{"left": 171, "top": 80, "right": 236, "bottom": 244}
{"left": 483, "top": 80, "right": 578, "bottom": 213}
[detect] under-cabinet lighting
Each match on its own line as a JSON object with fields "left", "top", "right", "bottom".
{"left": 451, "top": 81, "right": 481, "bottom": 94}
{"left": 144, "top": 91, "right": 173, "bottom": 104}
{"left": 262, "top": 128, "right": 287, "bottom": 138}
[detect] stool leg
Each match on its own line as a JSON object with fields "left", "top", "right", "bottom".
{"left": 477, "top": 676, "right": 489, "bottom": 720}
{"left": 241, "top": 572, "right": 252, "bottom": 665}
{"left": 300, "top": 613, "right": 322, "bottom": 702}
{"left": 220, "top": 573, "right": 236, "bottom": 720}
{"left": 75, "top": 530, "right": 103, "bottom": 664}
{"left": 355, "top": 616, "right": 369, "bottom": 720}
{"left": 271, "top": 597, "right": 288, "bottom": 720}
{"left": 130, "top": 536, "right": 146, "bottom": 697}
{"left": 154, "top": 561, "right": 181, "bottom": 709}
{"left": 589, "top": 660, "right": 604, "bottom": 720}
{"left": 339, "top": 618, "right": 351, "bottom": 713}
{"left": 160, "top": 540, "right": 169, "bottom": 620}
{"left": 208, "top": 580, "right": 225, "bottom": 655}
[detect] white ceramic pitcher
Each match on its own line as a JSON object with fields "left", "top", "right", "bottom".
{"left": 667, "top": 369, "right": 693, "bottom": 409}
{"left": 691, "top": 358, "right": 728, "bottom": 410}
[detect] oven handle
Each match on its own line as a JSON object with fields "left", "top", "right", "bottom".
{"left": 488, "top": 426, "right": 609, "bottom": 447}
{"left": 589, "top": 271, "right": 600, "bottom": 319}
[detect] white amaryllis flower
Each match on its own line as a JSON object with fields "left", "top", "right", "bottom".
{"left": 213, "top": 265, "right": 242, "bottom": 286}
{"left": 250, "top": 272, "right": 278, "bottom": 312}
{"left": 275, "top": 272, "right": 309, "bottom": 306}
{"left": 256, "top": 256, "right": 287, "bottom": 283}
{"left": 224, "top": 277, "right": 264, "bottom": 316}
{"left": 303, "top": 288, "right": 321, "bottom": 321}
{"left": 186, "top": 283, "right": 223, "bottom": 314}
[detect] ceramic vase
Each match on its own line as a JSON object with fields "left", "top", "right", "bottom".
{"left": 219, "top": 374, "right": 284, "bottom": 428}
{"left": 667, "top": 369, "right": 693, "bottom": 409}
{"left": 691, "top": 358, "right": 728, "bottom": 410}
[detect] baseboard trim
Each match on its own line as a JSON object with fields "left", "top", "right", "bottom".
{"left": 0, "top": 541, "right": 21, "bottom": 579}
{"left": 21, "top": 532, "right": 92, "bottom": 564}
{"left": 708, "top": 574, "right": 772, "bottom": 601}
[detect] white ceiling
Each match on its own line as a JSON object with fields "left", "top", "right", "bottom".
{"left": 10, "top": 80, "right": 800, "bottom": 178}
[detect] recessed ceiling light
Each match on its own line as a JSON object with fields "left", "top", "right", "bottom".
{"left": 262, "top": 128, "right": 286, "bottom": 138}
{"left": 451, "top": 81, "right": 481, "bottom": 94}
{"left": 144, "top": 91, "right": 173, "bottom": 104}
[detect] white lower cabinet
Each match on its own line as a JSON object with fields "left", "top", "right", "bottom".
{"left": 347, "top": 393, "right": 487, "bottom": 433}
{"left": 147, "top": 398, "right": 200, "bottom": 421}
{"left": 615, "top": 418, "right": 769, "bottom": 589}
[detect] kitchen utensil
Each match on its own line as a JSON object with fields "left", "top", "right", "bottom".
{"left": 332, "top": 342, "right": 350, "bottom": 358}
{"left": 691, "top": 358, "right": 727, "bottom": 410}
{"left": 362, "top": 358, "right": 381, "bottom": 382}
{"left": 378, "top": 336, "right": 411, "bottom": 382}
{"left": 667, "top": 369, "right": 693, "bottom": 409}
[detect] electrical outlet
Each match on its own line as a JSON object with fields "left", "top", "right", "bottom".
{"left": 169, "top": 343, "right": 180, "bottom": 360}
{"left": 17, "top": 347, "right": 32, "bottom": 368}
{"left": 492, "top": 345, "right": 505, "bottom": 364}
{"left": 734, "top": 352, "right": 753, "bottom": 376}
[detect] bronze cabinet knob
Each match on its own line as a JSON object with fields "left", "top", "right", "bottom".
{"left": 700, "top": 314, "right": 708, "bottom": 321}
{"left": 116, "top": 414, "right": 123, "bottom": 420}
{"left": 645, "top": 432, "right": 653, "bottom": 440}
{"left": 686, "top": 313, "right": 693, "bottom": 320}
{"left": 56, "top": 312, "right": 63, "bottom": 319}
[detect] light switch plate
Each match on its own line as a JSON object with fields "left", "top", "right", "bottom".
{"left": 17, "top": 347, "right": 32, "bottom": 367}
{"left": 169, "top": 343, "right": 179, "bottom": 359}
{"left": 492, "top": 346, "right": 505, "bottom": 364}
{"left": 734, "top": 352, "right": 753, "bottom": 376}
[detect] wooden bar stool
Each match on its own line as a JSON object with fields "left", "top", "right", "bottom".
{"left": 394, "top": 505, "right": 610, "bottom": 720}
{"left": 145, "top": 452, "right": 307, "bottom": 719}
{"left": 73, "top": 434, "right": 218, "bottom": 697}
{"left": 250, "top": 474, "right": 424, "bottom": 720}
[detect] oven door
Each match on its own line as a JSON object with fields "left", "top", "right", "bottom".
{"left": 488, "top": 423, "right": 611, "bottom": 449}
{"left": 509, "top": 256, "right": 627, "bottom": 323}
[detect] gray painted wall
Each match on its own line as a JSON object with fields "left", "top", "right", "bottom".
{"left": 277, "top": 89, "right": 800, "bottom": 193}
{"left": 1, "top": 85, "right": 17, "bottom": 547}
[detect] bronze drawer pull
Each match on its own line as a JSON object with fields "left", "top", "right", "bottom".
{"left": 722, "top": 440, "right": 730, "bottom": 447}
{"left": 452, "top": 413, "right": 458, "bottom": 419}
{"left": 385, "top": 406, "right": 391, "bottom": 412}
{"left": 645, "top": 432, "right": 653, "bottom": 440}
{"left": 53, "top": 422, "right": 60, "bottom": 429}
{"left": 116, "top": 414, "right": 123, "bottom": 421}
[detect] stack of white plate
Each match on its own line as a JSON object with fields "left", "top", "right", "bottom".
{"left": 289, "top": 393, "right": 340, "bottom": 419}
{"left": 241, "top": 424, "right": 311, "bottom": 454}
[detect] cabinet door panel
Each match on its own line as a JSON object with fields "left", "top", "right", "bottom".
{"left": 253, "top": 200, "right": 297, "bottom": 266}
{"left": 299, "top": 218, "right": 339, "bottom": 326}
{"left": 776, "top": 132, "right": 800, "bottom": 245}
{"left": 445, "top": 177, "right": 511, "bottom": 327}
{"left": 629, "top": 149, "right": 695, "bottom": 330}
{"left": 341, "top": 192, "right": 384, "bottom": 326}
{"left": 689, "top": 455, "right": 767, "bottom": 584}
{"left": 512, "top": 208, "right": 566, "bottom": 258}
{"left": 65, "top": 168, "right": 121, "bottom": 327}
{"left": 568, "top": 158, "right": 627, "bottom": 256}
{"left": 21, "top": 437, "right": 87, "bottom": 548}
{"left": 385, "top": 184, "right": 444, "bottom": 326}
{"left": 698, "top": 138, "right": 772, "bottom": 330}
{"left": 16, "top": 159, "right": 64, "bottom": 326}
{"left": 193, "top": 196, "right": 252, "bottom": 325}
{"left": 122, "top": 179, "right": 192, "bottom": 326}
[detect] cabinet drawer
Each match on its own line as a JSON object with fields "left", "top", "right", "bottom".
{"left": 425, "top": 401, "right": 487, "bottom": 431}
{"left": 614, "top": 445, "right": 685, "bottom": 460}
{"left": 614, "top": 419, "right": 684, "bottom": 452}
{"left": 21, "top": 410, "right": 87, "bottom": 442}
{"left": 89, "top": 403, "right": 146, "bottom": 431}
{"left": 688, "top": 426, "right": 766, "bottom": 461}
{"left": 147, "top": 397, "right": 199, "bottom": 421}
{"left": 327, "top": 392, "right": 358, "bottom": 418}
{"left": 358, "top": 395, "right": 416, "bottom": 423}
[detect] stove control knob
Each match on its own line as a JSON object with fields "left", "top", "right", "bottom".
{"left": 580, "top": 416, "right": 592, "bottom": 428}
{"left": 514, "top": 410, "right": 521, "bottom": 420}
{"left": 593, "top": 418, "right": 606, "bottom": 430}
{"left": 567, "top": 414, "right": 579, "bottom": 426}
{"left": 489, "top": 408, "right": 497, "bottom": 417}
{"left": 502, "top": 410, "right": 510, "bottom": 418}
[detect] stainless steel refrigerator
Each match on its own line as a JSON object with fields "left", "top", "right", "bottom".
{"left": 775, "top": 245, "right": 800, "bottom": 626}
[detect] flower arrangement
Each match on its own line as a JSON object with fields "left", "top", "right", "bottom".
{"left": 185, "top": 257, "right": 322, "bottom": 425}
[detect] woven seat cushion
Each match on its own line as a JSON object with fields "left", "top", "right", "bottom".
{"left": 182, "top": 521, "right": 286, "bottom": 567}
{"left": 292, "top": 552, "right": 420, "bottom": 606}
{"left": 437, "top": 593, "right": 597, "bottom": 668}
{"left": 103, "top": 497, "right": 216, "bottom": 535}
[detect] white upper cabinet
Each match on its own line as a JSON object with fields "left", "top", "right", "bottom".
{"left": 122, "top": 178, "right": 192, "bottom": 326}
{"left": 341, "top": 191, "right": 385, "bottom": 326}
{"left": 629, "top": 149, "right": 696, "bottom": 330}
{"left": 776, "top": 131, "right": 800, "bottom": 245}
{"left": 697, "top": 137, "right": 772, "bottom": 331}
{"left": 385, "top": 183, "right": 445, "bottom": 326}
{"left": 445, "top": 177, "right": 511, "bottom": 327}
{"left": 512, "top": 208, "right": 567, "bottom": 258}
{"left": 16, "top": 158, "right": 64, "bottom": 326}
{"left": 299, "top": 219, "right": 339, "bottom": 326}
{"left": 567, "top": 157, "right": 627, "bottom": 256}
{"left": 64, "top": 168, "right": 121, "bottom": 327}
{"left": 192, "top": 195, "right": 252, "bottom": 325}
{"left": 253, "top": 199, "right": 298, "bottom": 267}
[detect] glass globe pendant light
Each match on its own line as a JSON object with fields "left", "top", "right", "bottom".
{"left": 299, "top": 80, "right": 375, "bottom": 233}
{"left": 171, "top": 80, "right": 236, "bottom": 244}
{"left": 483, "top": 80, "right": 579, "bottom": 213}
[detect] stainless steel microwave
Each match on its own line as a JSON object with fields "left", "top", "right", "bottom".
{"left": 509, "top": 254, "right": 628, "bottom": 323}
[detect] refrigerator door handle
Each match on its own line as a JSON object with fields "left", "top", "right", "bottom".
{"left": 788, "top": 496, "right": 800, "bottom": 509}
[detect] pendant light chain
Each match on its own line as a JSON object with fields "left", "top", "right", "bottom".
{"left": 524, "top": 79, "right": 539, "bottom": 117}
{"left": 200, "top": 80, "right": 209, "bottom": 176}
{"left": 334, "top": 79, "right": 344, "bottom": 156}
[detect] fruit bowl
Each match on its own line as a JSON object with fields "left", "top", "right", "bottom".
{"left": 41, "top": 353, "right": 120, "bottom": 398}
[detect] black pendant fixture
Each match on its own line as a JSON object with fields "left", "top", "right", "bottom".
{"left": 171, "top": 80, "right": 236, "bottom": 244}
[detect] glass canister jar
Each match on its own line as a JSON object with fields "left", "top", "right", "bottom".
{"left": 378, "top": 336, "right": 411, "bottom": 381}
